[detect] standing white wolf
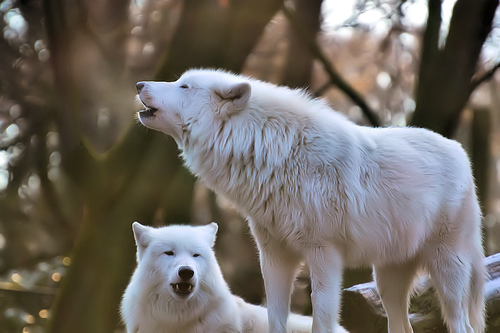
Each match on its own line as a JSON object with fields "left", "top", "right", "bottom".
{"left": 121, "top": 222, "right": 338, "bottom": 333}
{"left": 135, "top": 69, "right": 485, "bottom": 333}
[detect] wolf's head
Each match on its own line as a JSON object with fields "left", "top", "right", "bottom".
{"left": 136, "top": 69, "right": 251, "bottom": 147}
{"left": 132, "top": 222, "right": 219, "bottom": 301}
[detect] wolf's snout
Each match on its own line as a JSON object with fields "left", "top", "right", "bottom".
{"left": 178, "top": 266, "right": 194, "bottom": 280}
{"left": 136, "top": 82, "right": 145, "bottom": 93}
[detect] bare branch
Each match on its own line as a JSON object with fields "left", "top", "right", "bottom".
{"left": 282, "top": 4, "right": 381, "bottom": 127}
{"left": 470, "top": 61, "right": 500, "bottom": 93}
{"left": 0, "top": 281, "right": 57, "bottom": 296}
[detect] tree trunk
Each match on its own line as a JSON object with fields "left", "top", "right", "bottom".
{"left": 472, "top": 108, "right": 492, "bottom": 254}
{"left": 282, "top": 0, "right": 323, "bottom": 88}
{"left": 45, "top": 0, "right": 284, "bottom": 331}
{"left": 155, "top": 0, "right": 284, "bottom": 79}
{"left": 411, "top": 0, "right": 498, "bottom": 138}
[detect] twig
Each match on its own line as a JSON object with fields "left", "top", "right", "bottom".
{"left": 314, "top": 82, "right": 331, "bottom": 97}
{"left": 0, "top": 281, "right": 57, "bottom": 296}
{"left": 470, "top": 61, "right": 500, "bottom": 93}
{"left": 282, "top": 4, "right": 381, "bottom": 127}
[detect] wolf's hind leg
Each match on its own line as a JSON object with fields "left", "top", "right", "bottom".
{"left": 426, "top": 247, "right": 474, "bottom": 333}
{"left": 374, "top": 258, "right": 419, "bottom": 333}
{"left": 468, "top": 250, "right": 486, "bottom": 333}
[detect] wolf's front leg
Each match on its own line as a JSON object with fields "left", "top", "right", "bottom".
{"left": 307, "top": 246, "right": 343, "bottom": 333}
{"left": 260, "top": 245, "right": 302, "bottom": 333}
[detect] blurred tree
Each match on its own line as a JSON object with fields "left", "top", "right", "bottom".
{"left": 411, "top": 0, "right": 499, "bottom": 138}
{"left": 41, "top": 0, "right": 192, "bottom": 331}
{"left": 284, "top": 0, "right": 499, "bottom": 134}
{"left": 41, "top": 0, "right": 282, "bottom": 332}
{"left": 282, "top": 0, "right": 323, "bottom": 89}
{"left": 156, "top": 0, "right": 284, "bottom": 79}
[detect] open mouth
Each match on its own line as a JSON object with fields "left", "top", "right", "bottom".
{"left": 171, "top": 283, "right": 194, "bottom": 294}
{"left": 139, "top": 103, "right": 158, "bottom": 118}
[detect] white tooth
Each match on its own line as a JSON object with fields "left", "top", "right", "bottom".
{"left": 187, "top": 285, "right": 192, "bottom": 291}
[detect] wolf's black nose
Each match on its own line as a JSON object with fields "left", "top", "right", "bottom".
{"left": 178, "top": 266, "right": 194, "bottom": 280}
{"left": 136, "top": 82, "right": 145, "bottom": 93}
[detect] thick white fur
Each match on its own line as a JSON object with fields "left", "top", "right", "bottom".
{"left": 136, "top": 69, "right": 486, "bottom": 333}
{"left": 121, "top": 222, "right": 337, "bottom": 333}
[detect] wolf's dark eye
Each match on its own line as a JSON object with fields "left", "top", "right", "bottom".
{"left": 165, "top": 251, "right": 174, "bottom": 256}
{"left": 180, "top": 84, "right": 189, "bottom": 89}
{"left": 193, "top": 253, "right": 200, "bottom": 258}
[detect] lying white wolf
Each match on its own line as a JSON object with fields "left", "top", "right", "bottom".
{"left": 136, "top": 69, "right": 485, "bottom": 333}
{"left": 121, "top": 222, "right": 343, "bottom": 333}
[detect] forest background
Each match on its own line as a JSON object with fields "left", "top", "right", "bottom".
{"left": 0, "top": 0, "right": 500, "bottom": 332}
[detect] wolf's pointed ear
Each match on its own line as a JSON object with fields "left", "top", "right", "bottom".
{"left": 203, "top": 222, "right": 218, "bottom": 247}
{"left": 132, "top": 222, "right": 152, "bottom": 262}
{"left": 214, "top": 82, "right": 251, "bottom": 118}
